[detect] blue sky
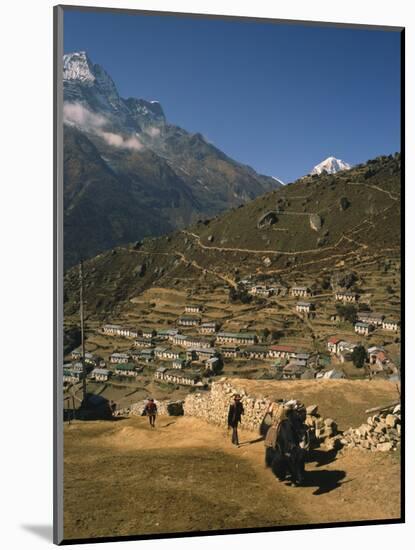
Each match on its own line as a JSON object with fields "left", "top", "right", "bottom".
{"left": 64, "top": 10, "right": 401, "bottom": 182}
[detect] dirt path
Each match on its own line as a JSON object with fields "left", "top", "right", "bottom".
{"left": 63, "top": 416, "right": 400, "bottom": 540}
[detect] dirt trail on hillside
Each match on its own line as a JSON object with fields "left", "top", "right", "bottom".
{"left": 64, "top": 414, "right": 400, "bottom": 540}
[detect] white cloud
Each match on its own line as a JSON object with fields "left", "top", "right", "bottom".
{"left": 63, "top": 102, "right": 143, "bottom": 151}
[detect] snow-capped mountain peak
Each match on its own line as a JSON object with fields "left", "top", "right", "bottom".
{"left": 63, "top": 51, "right": 96, "bottom": 84}
{"left": 310, "top": 156, "right": 351, "bottom": 175}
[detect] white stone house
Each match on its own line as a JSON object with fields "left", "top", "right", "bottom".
{"left": 91, "top": 368, "right": 111, "bottom": 381}
{"left": 290, "top": 286, "right": 311, "bottom": 298}
{"left": 199, "top": 322, "right": 219, "bottom": 335}
{"left": 215, "top": 332, "right": 257, "bottom": 345}
{"left": 110, "top": 352, "right": 130, "bottom": 364}
{"left": 177, "top": 316, "right": 201, "bottom": 327}
{"left": 382, "top": 319, "right": 400, "bottom": 332}
{"left": 327, "top": 337, "right": 344, "bottom": 355}
{"left": 296, "top": 301, "right": 313, "bottom": 314}
{"left": 354, "top": 322, "right": 373, "bottom": 336}
{"left": 185, "top": 304, "right": 203, "bottom": 314}
{"left": 334, "top": 291, "right": 358, "bottom": 303}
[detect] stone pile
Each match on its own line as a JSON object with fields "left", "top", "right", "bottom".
{"left": 304, "top": 404, "right": 343, "bottom": 451}
{"left": 340, "top": 404, "right": 401, "bottom": 452}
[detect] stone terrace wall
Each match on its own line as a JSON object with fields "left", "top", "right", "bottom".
{"left": 183, "top": 378, "right": 274, "bottom": 431}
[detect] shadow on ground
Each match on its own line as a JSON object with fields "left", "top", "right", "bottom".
{"left": 21, "top": 525, "right": 53, "bottom": 542}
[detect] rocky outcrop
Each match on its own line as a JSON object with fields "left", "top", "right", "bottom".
{"left": 309, "top": 213, "right": 323, "bottom": 232}
{"left": 257, "top": 211, "right": 278, "bottom": 229}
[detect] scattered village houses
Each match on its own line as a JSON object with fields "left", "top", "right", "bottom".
{"left": 249, "top": 285, "right": 273, "bottom": 297}
{"left": 114, "top": 363, "right": 140, "bottom": 377}
{"left": 191, "top": 347, "right": 219, "bottom": 362}
{"left": 243, "top": 345, "right": 269, "bottom": 360}
{"left": 158, "top": 328, "right": 179, "bottom": 340}
{"left": 171, "top": 334, "right": 214, "bottom": 349}
{"left": 268, "top": 345, "right": 296, "bottom": 359}
{"left": 357, "top": 312, "right": 384, "bottom": 326}
{"left": 142, "top": 328, "right": 157, "bottom": 339}
{"left": 102, "top": 325, "right": 138, "bottom": 338}
{"left": 154, "top": 367, "right": 202, "bottom": 386}
{"left": 172, "top": 358, "right": 187, "bottom": 369}
{"left": 110, "top": 352, "right": 130, "bottom": 364}
{"left": 206, "top": 356, "right": 220, "bottom": 371}
{"left": 215, "top": 332, "right": 257, "bottom": 346}
{"left": 334, "top": 291, "right": 358, "bottom": 303}
{"left": 185, "top": 304, "right": 203, "bottom": 314}
{"left": 63, "top": 364, "right": 85, "bottom": 383}
{"left": 134, "top": 337, "right": 154, "bottom": 348}
{"left": 290, "top": 286, "right": 312, "bottom": 298}
{"left": 296, "top": 301, "right": 314, "bottom": 314}
{"left": 327, "top": 337, "right": 344, "bottom": 355}
{"left": 199, "top": 321, "right": 219, "bottom": 335}
{"left": 282, "top": 363, "right": 306, "bottom": 380}
{"left": 382, "top": 319, "right": 400, "bottom": 332}
{"left": 90, "top": 368, "right": 111, "bottom": 381}
{"left": 136, "top": 349, "right": 154, "bottom": 363}
{"left": 220, "top": 345, "right": 240, "bottom": 358}
{"left": 177, "top": 315, "right": 201, "bottom": 327}
{"left": 354, "top": 322, "right": 373, "bottom": 336}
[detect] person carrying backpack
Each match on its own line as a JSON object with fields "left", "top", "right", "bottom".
{"left": 144, "top": 398, "right": 158, "bottom": 428}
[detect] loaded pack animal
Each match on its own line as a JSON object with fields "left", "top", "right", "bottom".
{"left": 260, "top": 401, "right": 309, "bottom": 486}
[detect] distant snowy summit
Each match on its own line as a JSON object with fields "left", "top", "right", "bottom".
{"left": 310, "top": 156, "right": 351, "bottom": 175}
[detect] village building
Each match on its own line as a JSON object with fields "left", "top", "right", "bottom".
{"left": 172, "top": 358, "right": 187, "bottom": 369}
{"left": 142, "top": 328, "right": 157, "bottom": 339}
{"left": 206, "top": 356, "right": 220, "bottom": 371}
{"left": 158, "top": 348, "right": 182, "bottom": 360}
{"left": 102, "top": 324, "right": 123, "bottom": 336}
{"left": 334, "top": 291, "right": 358, "bottom": 303}
{"left": 215, "top": 332, "right": 257, "bottom": 346}
{"left": 220, "top": 346, "right": 240, "bottom": 358}
{"left": 114, "top": 363, "right": 139, "bottom": 377}
{"left": 133, "top": 337, "right": 154, "bottom": 348}
{"left": 249, "top": 285, "right": 273, "bottom": 297}
{"left": 282, "top": 364, "right": 306, "bottom": 379}
{"left": 243, "top": 345, "right": 269, "bottom": 359}
{"left": 110, "top": 352, "right": 130, "bottom": 364}
{"left": 177, "top": 315, "right": 201, "bottom": 327}
{"left": 296, "top": 301, "right": 314, "bottom": 314}
{"left": 154, "top": 367, "right": 202, "bottom": 386}
{"left": 357, "top": 312, "right": 384, "bottom": 326}
{"left": 91, "top": 368, "right": 111, "bottom": 381}
{"left": 185, "top": 304, "right": 203, "bottom": 314}
{"left": 337, "top": 341, "right": 357, "bottom": 354}
{"left": 136, "top": 349, "right": 154, "bottom": 363}
{"left": 157, "top": 328, "right": 180, "bottom": 340}
{"left": 191, "top": 348, "right": 219, "bottom": 362}
{"left": 63, "top": 365, "right": 86, "bottom": 383}
{"left": 102, "top": 325, "right": 138, "bottom": 338}
{"left": 382, "top": 319, "right": 400, "bottom": 332}
{"left": 268, "top": 345, "right": 296, "bottom": 359}
{"left": 327, "top": 337, "right": 344, "bottom": 355}
{"left": 171, "top": 334, "right": 214, "bottom": 349}
{"left": 199, "top": 321, "right": 219, "bottom": 335}
{"left": 354, "top": 322, "right": 373, "bottom": 336}
{"left": 154, "top": 346, "right": 170, "bottom": 360}
{"left": 290, "top": 286, "right": 312, "bottom": 298}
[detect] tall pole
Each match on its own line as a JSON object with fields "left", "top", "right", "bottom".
{"left": 79, "top": 261, "right": 87, "bottom": 404}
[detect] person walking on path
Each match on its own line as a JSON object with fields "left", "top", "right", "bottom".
{"left": 144, "top": 398, "right": 158, "bottom": 428}
{"left": 227, "top": 394, "right": 244, "bottom": 446}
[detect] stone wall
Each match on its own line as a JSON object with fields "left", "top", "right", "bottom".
{"left": 113, "top": 399, "right": 184, "bottom": 417}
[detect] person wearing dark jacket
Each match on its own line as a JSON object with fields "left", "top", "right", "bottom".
{"left": 227, "top": 394, "right": 244, "bottom": 446}
{"left": 144, "top": 398, "right": 157, "bottom": 428}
